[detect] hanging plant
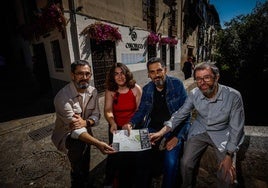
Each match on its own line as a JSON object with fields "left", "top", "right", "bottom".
{"left": 19, "top": 3, "right": 67, "bottom": 41}
{"left": 80, "top": 22, "right": 122, "bottom": 44}
{"left": 147, "top": 32, "right": 160, "bottom": 45}
{"left": 160, "top": 37, "right": 171, "bottom": 45}
{"left": 169, "top": 38, "right": 178, "bottom": 46}
{"left": 160, "top": 37, "right": 178, "bottom": 46}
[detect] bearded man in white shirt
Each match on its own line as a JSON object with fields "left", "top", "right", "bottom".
{"left": 52, "top": 60, "right": 115, "bottom": 187}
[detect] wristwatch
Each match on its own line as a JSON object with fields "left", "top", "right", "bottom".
{"left": 87, "top": 118, "right": 95, "bottom": 127}
{"left": 226, "top": 151, "right": 234, "bottom": 158}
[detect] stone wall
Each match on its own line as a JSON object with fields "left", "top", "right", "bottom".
{"left": 198, "top": 126, "right": 268, "bottom": 188}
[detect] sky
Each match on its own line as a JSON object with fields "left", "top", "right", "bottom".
{"left": 209, "top": 0, "right": 266, "bottom": 27}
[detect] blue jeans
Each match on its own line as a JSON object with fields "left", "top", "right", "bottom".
{"left": 162, "top": 137, "right": 183, "bottom": 188}
{"left": 148, "top": 128, "right": 184, "bottom": 188}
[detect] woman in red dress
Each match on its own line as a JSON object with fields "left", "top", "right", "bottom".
{"left": 103, "top": 62, "right": 142, "bottom": 188}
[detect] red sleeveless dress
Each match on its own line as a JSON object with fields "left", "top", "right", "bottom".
{"left": 113, "top": 89, "right": 136, "bottom": 127}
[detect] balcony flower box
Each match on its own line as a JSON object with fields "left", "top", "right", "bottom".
{"left": 80, "top": 22, "right": 122, "bottom": 44}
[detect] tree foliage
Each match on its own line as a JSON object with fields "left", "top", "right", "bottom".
{"left": 215, "top": 1, "right": 268, "bottom": 125}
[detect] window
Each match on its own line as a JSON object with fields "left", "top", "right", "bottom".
{"left": 50, "top": 40, "right": 63, "bottom": 72}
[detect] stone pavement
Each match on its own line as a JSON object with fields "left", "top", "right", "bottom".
{"left": 0, "top": 96, "right": 109, "bottom": 188}
{"left": 1, "top": 109, "right": 268, "bottom": 188}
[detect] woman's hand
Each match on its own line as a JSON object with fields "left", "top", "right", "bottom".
{"left": 110, "top": 124, "right": 117, "bottom": 134}
{"left": 122, "top": 123, "right": 132, "bottom": 136}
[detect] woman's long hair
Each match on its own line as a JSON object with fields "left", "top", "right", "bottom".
{"left": 105, "top": 62, "right": 136, "bottom": 91}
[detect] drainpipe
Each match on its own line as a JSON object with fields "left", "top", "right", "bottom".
{"left": 68, "top": 0, "right": 80, "bottom": 61}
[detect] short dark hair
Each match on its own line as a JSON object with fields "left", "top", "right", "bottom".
{"left": 105, "top": 62, "right": 136, "bottom": 91}
{"left": 146, "top": 57, "right": 165, "bottom": 70}
{"left": 193, "top": 62, "right": 220, "bottom": 79}
{"left": 71, "top": 60, "right": 91, "bottom": 73}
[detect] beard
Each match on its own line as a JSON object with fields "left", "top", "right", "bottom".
{"left": 153, "top": 76, "right": 165, "bottom": 88}
{"left": 75, "top": 80, "right": 90, "bottom": 89}
{"left": 154, "top": 79, "right": 164, "bottom": 87}
{"left": 202, "top": 82, "right": 217, "bottom": 97}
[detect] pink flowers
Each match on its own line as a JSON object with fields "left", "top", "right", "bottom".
{"left": 80, "top": 22, "right": 122, "bottom": 44}
{"left": 160, "top": 37, "right": 178, "bottom": 46}
{"left": 40, "top": 4, "right": 66, "bottom": 33}
{"left": 147, "top": 32, "right": 178, "bottom": 46}
{"left": 19, "top": 3, "right": 66, "bottom": 40}
{"left": 147, "top": 32, "right": 160, "bottom": 45}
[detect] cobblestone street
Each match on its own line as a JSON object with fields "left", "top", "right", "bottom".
{"left": 0, "top": 96, "right": 109, "bottom": 188}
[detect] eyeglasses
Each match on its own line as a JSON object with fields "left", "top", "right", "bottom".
{"left": 74, "top": 72, "right": 92, "bottom": 78}
{"left": 195, "top": 75, "right": 214, "bottom": 83}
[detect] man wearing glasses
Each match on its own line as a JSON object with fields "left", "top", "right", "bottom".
{"left": 52, "top": 60, "right": 115, "bottom": 187}
{"left": 150, "top": 62, "right": 245, "bottom": 188}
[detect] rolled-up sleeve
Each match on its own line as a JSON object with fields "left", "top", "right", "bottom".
{"left": 71, "top": 127, "right": 87, "bottom": 139}
{"left": 54, "top": 94, "right": 76, "bottom": 125}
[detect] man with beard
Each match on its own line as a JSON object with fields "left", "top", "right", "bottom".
{"left": 52, "top": 60, "right": 115, "bottom": 187}
{"left": 150, "top": 62, "right": 245, "bottom": 188}
{"left": 123, "top": 57, "right": 190, "bottom": 188}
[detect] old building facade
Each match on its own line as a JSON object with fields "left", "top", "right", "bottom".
{"left": 2, "top": 0, "right": 219, "bottom": 95}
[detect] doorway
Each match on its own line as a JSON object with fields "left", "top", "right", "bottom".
{"left": 91, "top": 40, "right": 116, "bottom": 93}
{"left": 32, "top": 43, "right": 52, "bottom": 95}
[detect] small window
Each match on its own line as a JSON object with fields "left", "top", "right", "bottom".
{"left": 51, "top": 40, "right": 63, "bottom": 72}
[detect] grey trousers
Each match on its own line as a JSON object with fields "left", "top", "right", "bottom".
{"left": 180, "top": 132, "right": 236, "bottom": 188}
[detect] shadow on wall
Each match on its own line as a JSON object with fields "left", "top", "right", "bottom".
{"left": 0, "top": 64, "right": 54, "bottom": 123}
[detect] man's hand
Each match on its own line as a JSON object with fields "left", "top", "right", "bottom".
{"left": 149, "top": 131, "right": 163, "bottom": 145}
{"left": 150, "top": 126, "right": 171, "bottom": 145}
{"left": 218, "top": 155, "right": 236, "bottom": 184}
{"left": 70, "top": 114, "right": 86, "bottom": 130}
{"left": 165, "top": 137, "right": 179, "bottom": 151}
{"left": 95, "top": 141, "right": 116, "bottom": 154}
{"left": 122, "top": 123, "right": 132, "bottom": 136}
